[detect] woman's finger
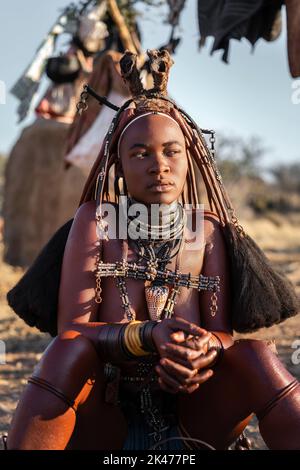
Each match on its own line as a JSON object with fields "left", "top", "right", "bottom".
{"left": 161, "top": 343, "right": 202, "bottom": 368}
{"left": 161, "top": 343, "right": 217, "bottom": 370}
{"left": 157, "top": 377, "right": 177, "bottom": 394}
{"left": 163, "top": 341, "right": 204, "bottom": 359}
{"left": 161, "top": 341, "right": 207, "bottom": 366}
{"left": 168, "top": 317, "right": 207, "bottom": 338}
{"left": 170, "top": 332, "right": 212, "bottom": 350}
{"left": 170, "top": 331, "right": 191, "bottom": 343}
{"left": 185, "top": 335, "right": 211, "bottom": 351}
{"left": 193, "top": 349, "right": 218, "bottom": 370}
{"left": 181, "top": 383, "right": 200, "bottom": 394}
{"left": 159, "top": 357, "right": 215, "bottom": 386}
{"left": 158, "top": 376, "right": 200, "bottom": 395}
{"left": 155, "top": 364, "right": 184, "bottom": 392}
{"left": 159, "top": 357, "right": 198, "bottom": 384}
{"left": 185, "top": 369, "right": 214, "bottom": 385}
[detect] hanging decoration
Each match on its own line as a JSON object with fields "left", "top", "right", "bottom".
{"left": 10, "top": 1, "right": 108, "bottom": 122}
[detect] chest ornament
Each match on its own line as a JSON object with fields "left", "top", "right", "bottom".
{"left": 95, "top": 258, "right": 220, "bottom": 321}
{"left": 95, "top": 199, "right": 220, "bottom": 322}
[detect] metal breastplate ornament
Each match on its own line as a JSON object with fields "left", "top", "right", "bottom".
{"left": 95, "top": 199, "right": 220, "bottom": 322}
{"left": 142, "top": 241, "right": 178, "bottom": 322}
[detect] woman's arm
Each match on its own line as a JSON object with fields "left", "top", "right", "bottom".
{"left": 199, "top": 212, "right": 233, "bottom": 349}
{"left": 56, "top": 201, "right": 132, "bottom": 356}
{"left": 57, "top": 200, "right": 100, "bottom": 333}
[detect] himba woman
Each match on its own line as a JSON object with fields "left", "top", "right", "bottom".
{"left": 6, "top": 49, "right": 300, "bottom": 450}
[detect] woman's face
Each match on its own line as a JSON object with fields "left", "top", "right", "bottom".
{"left": 118, "top": 113, "right": 188, "bottom": 205}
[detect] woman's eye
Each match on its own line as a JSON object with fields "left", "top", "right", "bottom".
{"left": 131, "top": 151, "right": 147, "bottom": 159}
{"left": 165, "top": 150, "right": 180, "bottom": 157}
{"left": 135, "top": 152, "right": 147, "bottom": 159}
{"left": 132, "top": 149, "right": 180, "bottom": 159}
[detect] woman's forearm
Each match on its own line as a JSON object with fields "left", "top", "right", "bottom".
{"left": 61, "top": 321, "right": 158, "bottom": 362}
{"left": 61, "top": 321, "right": 115, "bottom": 346}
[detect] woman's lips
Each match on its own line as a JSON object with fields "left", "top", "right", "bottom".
{"left": 148, "top": 182, "right": 174, "bottom": 193}
{"left": 149, "top": 181, "right": 174, "bottom": 193}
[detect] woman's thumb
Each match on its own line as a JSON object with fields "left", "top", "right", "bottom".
{"left": 170, "top": 331, "right": 193, "bottom": 343}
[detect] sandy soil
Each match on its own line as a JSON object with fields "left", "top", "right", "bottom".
{"left": 0, "top": 215, "right": 299, "bottom": 450}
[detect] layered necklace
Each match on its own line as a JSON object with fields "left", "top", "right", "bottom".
{"left": 126, "top": 198, "right": 186, "bottom": 321}
{"left": 127, "top": 198, "right": 186, "bottom": 241}
{"left": 95, "top": 198, "right": 220, "bottom": 322}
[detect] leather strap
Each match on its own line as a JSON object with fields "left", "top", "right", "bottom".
{"left": 28, "top": 376, "right": 78, "bottom": 412}
{"left": 256, "top": 379, "right": 300, "bottom": 421}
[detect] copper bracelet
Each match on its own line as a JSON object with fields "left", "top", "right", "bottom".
{"left": 207, "top": 332, "right": 224, "bottom": 367}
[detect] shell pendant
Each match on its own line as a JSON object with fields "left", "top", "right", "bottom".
{"left": 145, "top": 285, "right": 169, "bottom": 321}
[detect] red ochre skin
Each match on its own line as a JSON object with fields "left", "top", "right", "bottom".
{"left": 7, "top": 115, "right": 300, "bottom": 450}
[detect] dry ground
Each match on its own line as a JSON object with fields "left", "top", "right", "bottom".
{"left": 0, "top": 215, "right": 299, "bottom": 450}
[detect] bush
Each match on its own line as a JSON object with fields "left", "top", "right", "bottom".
{"left": 216, "top": 135, "right": 268, "bottom": 183}
{"left": 271, "top": 163, "right": 300, "bottom": 194}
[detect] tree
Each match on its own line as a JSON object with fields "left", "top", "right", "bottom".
{"left": 216, "top": 135, "right": 268, "bottom": 183}
{"left": 271, "top": 163, "right": 300, "bottom": 193}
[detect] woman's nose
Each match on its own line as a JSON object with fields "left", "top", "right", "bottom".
{"left": 148, "top": 153, "right": 170, "bottom": 174}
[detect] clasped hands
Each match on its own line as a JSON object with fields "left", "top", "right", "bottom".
{"left": 152, "top": 316, "right": 218, "bottom": 394}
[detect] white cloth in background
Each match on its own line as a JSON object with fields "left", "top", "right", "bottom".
{"left": 65, "top": 90, "right": 129, "bottom": 175}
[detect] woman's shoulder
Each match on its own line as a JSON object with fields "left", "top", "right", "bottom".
{"left": 183, "top": 207, "right": 223, "bottom": 249}
{"left": 204, "top": 209, "right": 220, "bottom": 221}
{"left": 74, "top": 200, "right": 118, "bottom": 222}
{"left": 203, "top": 210, "right": 224, "bottom": 245}
{"left": 72, "top": 200, "right": 118, "bottom": 242}
{"left": 74, "top": 200, "right": 96, "bottom": 221}
{"left": 187, "top": 207, "right": 220, "bottom": 222}
{"left": 67, "top": 201, "right": 96, "bottom": 246}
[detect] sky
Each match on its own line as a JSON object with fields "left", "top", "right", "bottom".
{"left": 0, "top": 0, "right": 299, "bottom": 167}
